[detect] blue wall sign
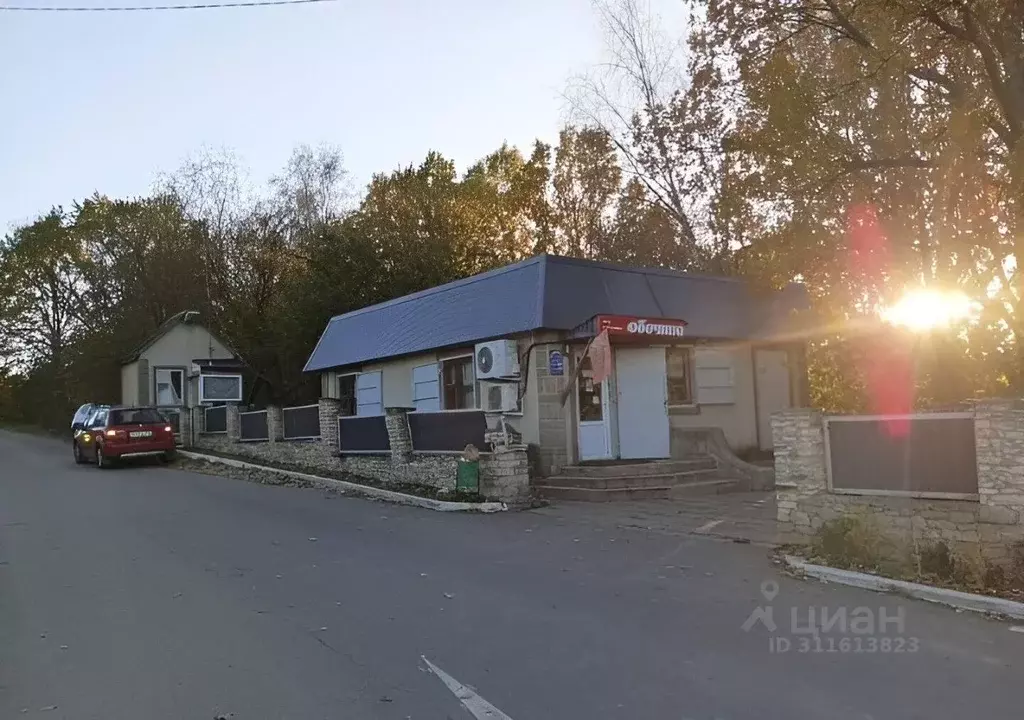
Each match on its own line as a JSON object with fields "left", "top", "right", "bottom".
{"left": 549, "top": 350, "right": 565, "bottom": 376}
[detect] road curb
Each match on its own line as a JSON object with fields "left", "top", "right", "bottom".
{"left": 177, "top": 451, "right": 507, "bottom": 514}
{"left": 784, "top": 555, "right": 1024, "bottom": 620}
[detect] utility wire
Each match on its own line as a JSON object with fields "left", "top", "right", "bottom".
{"left": 1, "top": 0, "right": 338, "bottom": 11}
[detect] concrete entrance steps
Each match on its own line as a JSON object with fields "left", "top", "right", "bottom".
{"left": 534, "top": 456, "right": 741, "bottom": 502}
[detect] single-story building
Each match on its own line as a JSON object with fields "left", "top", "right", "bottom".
{"left": 121, "top": 311, "right": 245, "bottom": 439}
{"left": 304, "top": 254, "right": 810, "bottom": 476}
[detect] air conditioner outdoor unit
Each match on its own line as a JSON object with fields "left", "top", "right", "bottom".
{"left": 474, "top": 339, "right": 520, "bottom": 379}
{"left": 482, "top": 382, "right": 520, "bottom": 413}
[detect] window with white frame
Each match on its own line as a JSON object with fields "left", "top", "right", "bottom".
{"left": 155, "top": 368, "right": 185, "bottom": 406}
{"left": 199, "top": 374, "right": 242, "bottom": 403}
{"left": 666, "top": 347, "right": 695, "bottom": 405}
{"left": 412, "top": 363, "right": 440, "bottom": 412}
{"left": 441, "top": 356, "right": 476, "bottom": 410}
{"left": 355, "top": 371, "right": 383, "bottom": 416}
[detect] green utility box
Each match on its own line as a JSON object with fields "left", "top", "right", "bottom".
{"left": 456, "top": 459, "right": 480, "bottom": 491}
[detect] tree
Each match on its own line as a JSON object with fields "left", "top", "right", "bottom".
{"left": 567, "top": 0, "right": 720, "bottom": 265}
{"left": 595, "top": 178, "right": 682, "bottom": 267}
{"left": 270, "top": 143, "right": 352, "bottom": 233}
{"left": 548, "top": 127, "right": 623, "bottom": 258}
{"left": 0, "top": 209, "right": 90, "bottom": 426}
{"left": 462, "top": 142, "right": 552, "bottom": 263}
{"left": 0, "top": 210, "right": 85, "bottom": 370}
{"left": 703, "top": 0, "right": 1024, "bottom": 393}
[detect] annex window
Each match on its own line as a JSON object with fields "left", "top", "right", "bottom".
{"left": 441, "top": 356, "right": 476, "bottom": 410}
{"left": 155, "top": 368, "right": 184, "bottom": 406}
{"left": 199, "top": 374, "right": 242, "bottom": 403}
{"left": 666, "top": 347, "right": 695, "bottom": 406}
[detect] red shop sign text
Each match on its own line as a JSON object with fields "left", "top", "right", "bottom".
{"left": 596, "top": 315, "right": 687, "bottom": 338}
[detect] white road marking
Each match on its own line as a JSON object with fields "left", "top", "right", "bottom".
{"left": 694, "top": 519, "right": 723, "bottom": 534}
{"left": 422, "top": 656, "right": 514, "bottom": 720}
{"left": 1010, "top": 626, "right": 1024, "bottom": 633}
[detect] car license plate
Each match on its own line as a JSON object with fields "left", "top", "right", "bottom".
{"left": 129, "top": 431, "right": 152, "bottom": 438}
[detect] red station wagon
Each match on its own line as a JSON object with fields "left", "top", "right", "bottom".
{"left": 73, "top": 406, "right": 177, "bottom": 468}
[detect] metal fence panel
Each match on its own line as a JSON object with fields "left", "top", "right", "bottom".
{"left": 240, "top": 410, "right": 269, "bottom": 441}
{"left": 826, "top": 414, "right": 978, "bottom": 497}
{"left": 204, "top": 405, "right": 227, "bottom": 433}
{"left": 283, "top": 405, "right": 320, "bottom": 439}
{"left": 408, "top": 411, "right": 487, "bottom": 453}
{"left": 337, "top": 415, "right": 389, "bottom": 453}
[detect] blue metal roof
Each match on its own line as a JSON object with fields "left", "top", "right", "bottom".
{"left": 303, "top": 254, "right": 809, "bottom": 372}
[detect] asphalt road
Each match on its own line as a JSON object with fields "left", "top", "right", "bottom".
{"left": 1, "top": 429, "right": 1021, "bottom": 720}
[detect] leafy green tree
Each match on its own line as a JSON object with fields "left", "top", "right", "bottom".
{"left": 673, "top": 0, "right": 1024, "bottom": 401}
{"left": 549, "top": 127, "right": 622, "bottom": 258}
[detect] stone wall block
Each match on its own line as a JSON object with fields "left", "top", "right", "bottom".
{"left": 384, "top": 407, "right": 413, "bottom": 464}
{"left": 267, "top": 405, "right": 284, "bottom": 443}
{"left": 226, "top": 404, "right": 241, "bottom": 442}
{"left": 318, "top": 398, "right": 342, "bottom": 451}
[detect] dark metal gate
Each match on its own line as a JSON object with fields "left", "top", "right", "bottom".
{"left": 825, "top": 413, "right": 978, "bottom": 499}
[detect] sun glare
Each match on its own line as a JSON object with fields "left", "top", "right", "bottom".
{"left": 880, "top": 289, "right": 977, "bottom": 332}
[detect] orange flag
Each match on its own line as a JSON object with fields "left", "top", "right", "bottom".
{"left": 590, "top": 329, "right": 612, "bottom": 384}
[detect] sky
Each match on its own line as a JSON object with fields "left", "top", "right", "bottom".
{"left": 0, "top": 0, "right": 681, "bottom": 231}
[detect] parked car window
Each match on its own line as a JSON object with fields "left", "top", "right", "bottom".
{"left": 89, "top": 409, "right": 108, "bottom": 428}
{"left": 72, "top": 404, "right": 93, "bottom": 426}
{"left": 110, "top": 408, "right": 165, "bottom": 426}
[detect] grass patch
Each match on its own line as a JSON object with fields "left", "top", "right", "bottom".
{"left": 790, "top": 514, "right": 1024, "bottom": 602}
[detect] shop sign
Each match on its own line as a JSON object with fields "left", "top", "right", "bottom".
{"left": 548, "top": 350, "right": 565, "bottom": 376}
{"left": 596, "top": 315, "right": 687, "bottom": 338}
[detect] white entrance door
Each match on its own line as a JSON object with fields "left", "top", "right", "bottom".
{"left": 576, "top": 354, "right": 611, "bottom": 461}
{"left": 616, "top": 347, "right": 670, "bottom": 459}
{"left": 755, "top": 349, "right": 792, "bottom": 451}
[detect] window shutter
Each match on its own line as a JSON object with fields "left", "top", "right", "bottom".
{"left": 355, "top": 371, "right": 383, "bottom": 416}
{"left": 412, "top": 364, "right": 440, "bottom": 412}
{"left": 694, "top": 349, "right": 735, "bottom": 405}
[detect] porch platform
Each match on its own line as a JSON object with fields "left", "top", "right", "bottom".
{"left": 533, "top": 456, "right": 745, "bottom": 502}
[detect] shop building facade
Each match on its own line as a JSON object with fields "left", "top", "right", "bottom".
{"left": 304, "top": 254, "right": 810, "bottom": 476}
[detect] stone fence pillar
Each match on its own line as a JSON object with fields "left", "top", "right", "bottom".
{"left": 385, "top": 407, "right": 414, "bottom": 464}
{"left": 179, "top": 408, "right": 193, "bottom": 447}
{"left": 226, "top": 404, "right": 241, "bottom": 442}
{"left": 771, "top": 409, "right": 826, "bottom": 492}
{"left": 318, "top": 398, "right": 342, "bottom": 452}
{"left": 267, "top": 405, "right": 284, "bottom": 443}
{"left": 974, "top": 399, "right": 1024, "bottom": 519}
{"left": 480, "top": 445, "right": 531, "bottom": 506}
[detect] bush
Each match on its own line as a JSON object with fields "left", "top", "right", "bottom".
{"left": 812, "top": 515, "right": 886, "bottom": 571}
{"left": 917, "top": 541, "right": 955, "bottom": 580}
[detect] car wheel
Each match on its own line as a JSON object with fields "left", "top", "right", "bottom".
{"left": 73, "top": 441, "right": 86, "bottom": 465}
{"left": 160, "top": 450, "right": 176, "bottom": 464}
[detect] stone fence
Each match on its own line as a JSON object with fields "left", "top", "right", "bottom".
{"left": 772, "top": 400, "right": 1024, "bottom": 569}
{"left": 189, "top": 399, "right": 531, "bottom": 506}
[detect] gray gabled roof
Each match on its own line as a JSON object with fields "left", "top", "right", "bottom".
{"left": 303, "top": 254, "right": 809, "bottom": 373}
{"left": 121, "top": 310, "right": 239, "bottom": 366}
{"left": 122, "top": 310, "right": 203, "bottom": 365}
